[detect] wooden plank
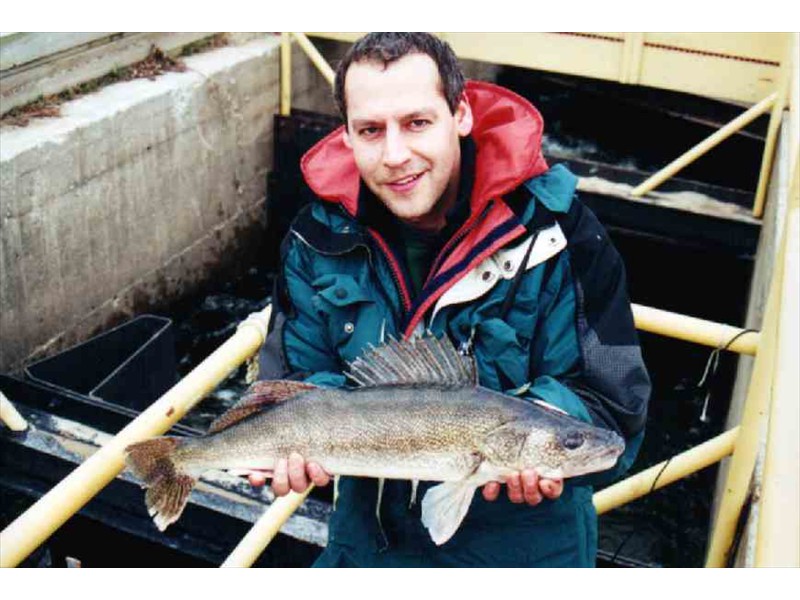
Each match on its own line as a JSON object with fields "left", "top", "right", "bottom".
{"left": 639, "top": 48, "right": 781, "bottom": 104}
{"left": 308, "top": 32, "right": 786, "bottom": 104}
{"left": 644, "top": 33, "right": 786, "bottom": 63}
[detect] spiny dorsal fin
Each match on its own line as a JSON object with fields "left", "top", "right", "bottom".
{"left": 207, "top": 380, "right": 317, "bottom": 434}
{"left": 346, "top": 335, "right": 477, "bottom": 388}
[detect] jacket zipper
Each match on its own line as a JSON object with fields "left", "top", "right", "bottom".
{"left": 368, "top": 229, "right": 413, "bottom": 313}
{"left": 422, "top": 200, "right": 495, "bottom": 291}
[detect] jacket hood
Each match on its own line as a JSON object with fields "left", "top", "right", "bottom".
{"left": 300, "top": 80, "right": 549, "bottom": 217}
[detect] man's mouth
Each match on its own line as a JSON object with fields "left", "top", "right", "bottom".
{"left": 386, "top": 172, "right": 423, "bottom": 192}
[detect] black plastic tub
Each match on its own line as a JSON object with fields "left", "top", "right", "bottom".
{"left": 2, "top": 315, "right": 200, "bottom": 437}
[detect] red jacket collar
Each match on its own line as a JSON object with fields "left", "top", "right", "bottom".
{"left": 300, "top": 80, "right": 549, "bottom": 217}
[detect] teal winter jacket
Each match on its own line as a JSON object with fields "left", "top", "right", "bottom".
{"left": 259, "top": 81, "right": 650, "bottom": 567}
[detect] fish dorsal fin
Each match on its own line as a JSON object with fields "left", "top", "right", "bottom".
{"left": 207, "top": 380, "right": 317, "bottom": 434}
{"left": 346, "top": 335, "right": 477, "bottom": 388}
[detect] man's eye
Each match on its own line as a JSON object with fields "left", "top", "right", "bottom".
{"left": 409, "top": 119, "right": 431, "bottom": 130}
{"left": 359, "top": 127, "right": 380, "bottom": 137}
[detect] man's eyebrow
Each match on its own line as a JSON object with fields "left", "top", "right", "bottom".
{"left": 351, "top": 118, "right": 382, "bottom": 129}
{"left": 404, "top": 109, "right": 437, "bottom": 120}
{"left": 350, "top": 109, "right": 438, "bottom": 129}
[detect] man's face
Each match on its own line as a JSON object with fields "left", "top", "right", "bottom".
{"left": 342, "top": 53, "right": 473, "bottom": 231}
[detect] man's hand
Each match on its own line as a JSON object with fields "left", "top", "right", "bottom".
{"left": 481, "top": 469, "right": 563, "bottom": 506}
{"left": 244, "top": 452, "right": 331, "bottom": 495}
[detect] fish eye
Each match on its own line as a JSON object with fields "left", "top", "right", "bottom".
{"left": 562, "top": 431, "right": 585, "bottom": 450}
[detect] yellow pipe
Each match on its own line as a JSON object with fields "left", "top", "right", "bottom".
{"left": 632, "top": 304, "right": 759, "bottom": 356}
{"left": 291, "top": 32, "right": 335, "bottom": 86}
{"left": 755, "top": 204, "right": 800, "bottom": 564}
{"left": 0, "top": 307, "right": 272, "bottom": 568}
{"left": 280, "top": 33, "right": 291, "bottom": 116}
{"left": 220, "top": 487, "right": 313, "bottom": 568}
{"left": 594, "top": 427, "right": 739, "bottom": 515}
{"left": 632, "top": 93, "right": 777, "bottom": 197}
{"left": 705, "top": 202, "right": 788, "bottom": 568}
{"left": 753, "top": 35, "right": 793, "bottom": 218}
{"left": 0, "top": 392, "right": 28, "bottom": 432}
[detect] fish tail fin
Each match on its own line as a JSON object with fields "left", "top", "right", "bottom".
{"left": 125, "top": 437, "right": 197, "bottom": 531}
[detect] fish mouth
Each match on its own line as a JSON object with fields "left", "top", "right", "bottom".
{"left": 562, "top": 436, "right": 626, "bottom": 478}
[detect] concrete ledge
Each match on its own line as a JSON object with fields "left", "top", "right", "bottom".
{"left": 1, "top": 36, "right": 282, "bottom": 372}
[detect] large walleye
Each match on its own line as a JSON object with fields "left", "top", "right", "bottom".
{"left": 125, "top": 336, "right": 624, "bottom": 545}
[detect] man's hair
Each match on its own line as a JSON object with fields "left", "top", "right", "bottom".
{"left": 333, "top": 32, "right": 465, "bottom": 123}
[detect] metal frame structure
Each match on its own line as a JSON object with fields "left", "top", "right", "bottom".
{"left": 1, "top": 32, "right": 797, "bottom": 569}
{"left": 308, "top": 32, "right": 797, "bottom": 218}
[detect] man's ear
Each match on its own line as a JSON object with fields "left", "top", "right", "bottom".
{"left": 341, "top": 128, "right": 352, "bottom": 149}
{"left": 455, "top": 94, "right": 473, "bottom": 138}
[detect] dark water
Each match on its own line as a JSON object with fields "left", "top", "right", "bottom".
{"left": 164, "top": 267, "right": 274, "bottom": 432}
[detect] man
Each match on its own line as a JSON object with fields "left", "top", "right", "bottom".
{"left": 253, "top": 32, "right": 650, "bottom": 567}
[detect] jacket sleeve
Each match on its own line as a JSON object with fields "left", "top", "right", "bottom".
{"left": 257, "top": 234, "right": 347, "bottom": 389}
{"left": 520, "top": 197, "right": 650, "bottom": 486}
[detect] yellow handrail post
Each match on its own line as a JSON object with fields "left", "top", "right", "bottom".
{"left": 619, "top": 33, "right": 644, "bottom": 85}
{"left": 291, "top": 33, "right": 335, "bottom": 86}
{"left": 220, "top": 487, "right": 313, "bottom": 568}
{"left": 0, "top": 392, "right": 28, "bottom": 432}
{"left": 632, "top": 93, "right": 777, "bottom": 198}
{"left": 0, "top": 307, "right": 272, "bottom": 568}
{"left": 754, "top": 158, "right": 800, "bottom": 566}
{"left": 280, "top": 33, "right": 291, "bottom": 116}
{"left": 594, "top": 428, "right": 739, "bottom": 515}
{"left": 752, "top": 34, "right": 794, "bottom": 218}
{"left": 705, "top": 183, "right": 790, "bottom": 568}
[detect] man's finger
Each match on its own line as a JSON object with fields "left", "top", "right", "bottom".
{"left": 482, "top": 481, "right": 501, "bottom": 502}
{"left": 540, "top": 478, "right": 564, "bottom": 500}
{"left": 248, "top": 471, "right": 268, "bottom": 487}
{"left": 307, "top": 462, "right": 331, "bottom": 487}
{"left": 272, "top": 458, "right": 289, "bottom": 496}
{"left": 521, "top": 469, "right": 542, "bottom": 506}
{"left": 288, "top": 452, "right": 309, "bottom": 493}
{"left": 505, "top": 473, "right": 524, "bottom": 504}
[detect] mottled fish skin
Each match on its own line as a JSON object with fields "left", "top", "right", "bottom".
{"left": 173, "top": 384, "right": 623, "bottom": 482}
{"left": 125, "top": 336, "right": 625, "bottom": 539}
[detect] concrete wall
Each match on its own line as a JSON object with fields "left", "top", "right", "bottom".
{"left": 0, "top": 34, "right": 502, "bottom": 374}
{"left": 0, "top": 36, "right": 283, "bottom": 373}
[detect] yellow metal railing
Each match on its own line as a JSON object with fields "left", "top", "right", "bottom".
{"left": 632, "top": 33, "right": 796, "bottom": 219}
{"left": 0, "top": 391, "right": 28, "bottom": 432}
{"left": 1, "top": 33, "right": 796, "bottom": 569}
{"left": 0, "top": 308, "right": 272, "bottom": 568}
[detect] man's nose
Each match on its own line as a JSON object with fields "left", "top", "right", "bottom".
{"left": 382, "top": 127, "right": 411, "bottom": 167}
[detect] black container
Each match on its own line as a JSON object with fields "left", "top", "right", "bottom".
{"left": 26, "top": 315, "right": 176, "bottom": 412}
{"left": 3, "top": 315, "right": 199, "bottom": 436}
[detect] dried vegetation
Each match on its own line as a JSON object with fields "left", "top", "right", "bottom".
{"left": 1, "top": 34, "right": 230, "bottom": 128}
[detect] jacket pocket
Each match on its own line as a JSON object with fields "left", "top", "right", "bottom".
{"left": 310, "top": 274, "right": 380, "bottom": 363}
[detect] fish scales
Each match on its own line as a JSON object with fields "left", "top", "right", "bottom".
{"left": 125, "top": 335, "right": 625, "bottom": 543}
{"left": 175, "top": 386, "right": 521, "bottom": 480}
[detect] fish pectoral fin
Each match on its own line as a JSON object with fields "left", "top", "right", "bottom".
{"left": 420, "top": 477, "right": 480, "bottom": 546}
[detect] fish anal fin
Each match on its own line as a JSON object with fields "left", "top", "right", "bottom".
{"left": 208, "top": 380, "right": 317, "bottom": 434}
{"left": 420, "top": 476, "right": 483, "bottom": 546}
